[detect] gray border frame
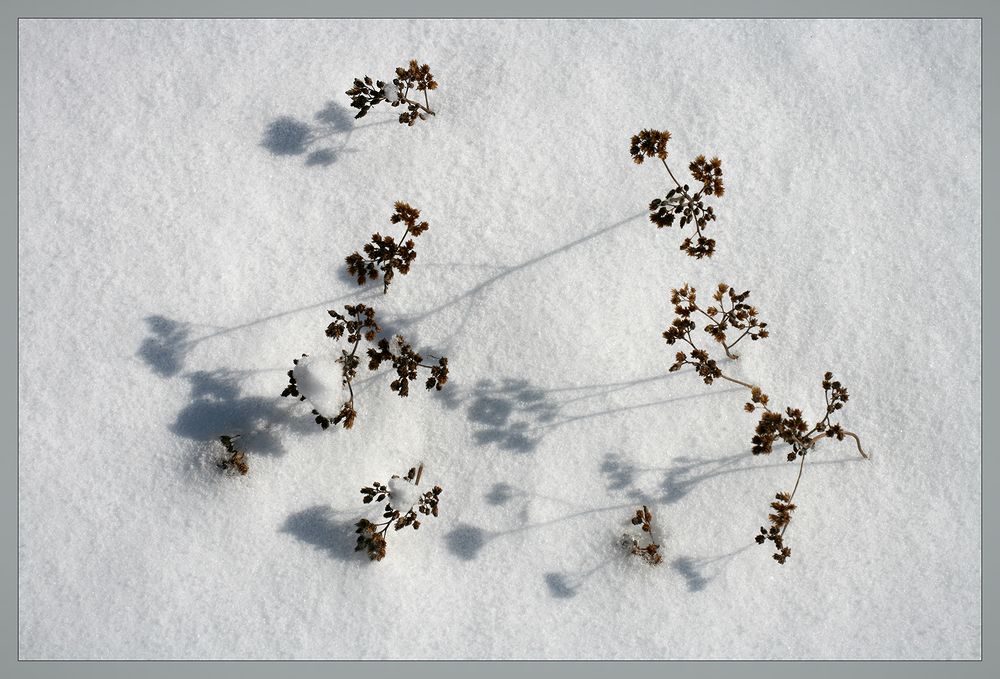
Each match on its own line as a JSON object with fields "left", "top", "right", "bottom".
{"left": 6, "top": 0, "right": 992, "bottom": 677}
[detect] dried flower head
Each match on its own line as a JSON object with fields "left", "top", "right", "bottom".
{"left": 216, "top": 434, "right": 248, "bottom": 475}
{"left": 346, "top": 60, "right": 437, "bottom": 126}
{"left": 629, "top": 129, "right": 671, "bottom": 164}
{"left": 355, "top": 464, "right": 443, "bottom": 561}
{"left": 631, "top": 129, "right": 726, "bottom": 258}
{"left": 281, "top": 304, "right": 449, "bottom": 430}
{"left": 621, "top": 505, "right": 663, "bottom": 565}
{"left": 346, "top": 202, "right": 430, "bottom": 294}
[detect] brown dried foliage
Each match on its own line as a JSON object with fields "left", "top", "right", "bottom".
{"left": 663, "top": 283, "right": 868, "bottom": 564}
{"left": 345, "top": 60, "right": 438, "bottom": 126}
{"left": 621, "top": 505, "right": 663, "bottom": 565}
{"left": 346, "top": 202, "right": 430, "bottom": 294}
{"left": 216, "top": 434, "right": 249, "bottom": 475}
{"left": 280, "top": 304, "right": 449, "bottom": 430}
{"left": 355, "top": 464, "right": 443, "bottom": 561}
{"left": 630, "top": 129, "right": 725, "bottom": 258}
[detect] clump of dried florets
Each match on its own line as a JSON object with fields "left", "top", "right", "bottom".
{"left": 345, "top": 60, "right": 437, "bottom": 126}
{"left": 368, "top": 336, "right": 449, "bottom": 396}
{"left": 216, "top": 434, "right": 248, "bottom": 475}
{"left": 664, "top": 283, "right": 768, "bottom": 368}
{"left": 663, "top": 284, "right": 868, "bottom": 565}
{"left": 280, "top": 304, "right": 449, "bottom": 430}
{"left": 630, "top": 129, "right": 725, "bottom": 258}
{"left": 355, "top": 464, "right": 443, "bottom": 561}
{"left": 620, "top": 505, "right": 663, "bottom": 565}
{"left": 755, "top": 492, "right": 794, "bottom": 564}
{"left": 345, "top": 202, "right": 430, "bottom": 294}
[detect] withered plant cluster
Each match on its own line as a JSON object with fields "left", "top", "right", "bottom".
{"left": 346, "top": 201, "right": 430, "bottom": 294}
{"left": 630, "top": 129, "right": 725, "bottom": 258}
{"left": 280, "top": 303, "right": 449, "bottom": 430}
{"left": 214, "top": 64, "right": 453, "bottom": 559}
{"left": 622, "top": 505, "right": 663, "bottom": 566}
{"left": 662, "top": 282, "right": 868, "bottom": 564}
{"left": 355, "top": 464, "right": 443, "bottom": 561}
{"left": 216, "top": 435, "right": 248, "bottom": 476}
{"left": 346, "top": 60, "right": 438, "bottom": 125}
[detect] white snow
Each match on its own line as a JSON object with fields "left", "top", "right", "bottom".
{"left": 18, "top": 18, "right": 981, "bottom": 660}
{"left": 387, "top": 475, "right": 423, "bottom": 512}
{"left": 292, "top": 353, "right": 347, "bottom": 416}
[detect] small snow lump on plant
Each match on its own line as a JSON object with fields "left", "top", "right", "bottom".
{"left": 346, "top": 60, "right": 438, "bottom": 126}
{"left": 630, "top": 129, "right": 725, "bottom": 259}
{"left": 280, "top": 304, "right": 449, "bottom": 430}
{"left": 620, "top": 505, "right": 663, "bottom": 566}
{"left": 355, "top": 464, "right": 443, "bottom": 562}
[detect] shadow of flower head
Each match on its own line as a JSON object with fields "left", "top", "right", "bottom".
{"left": 280, "top": 505, "right": 363, "bottom": 562}
{"left": 138, "top": 315, "right": 191, "bottom": 377}
{"left": 445, "top": 524, "right": 489, "bottom": 561}
{"left": 544, "top": 572, "right": 579, "bottom": 599}
{"left": 261, "top": 116, "right": 313, "bottom": 156}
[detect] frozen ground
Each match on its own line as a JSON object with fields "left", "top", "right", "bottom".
{"left": 18, "top": 19, "right": 981, "bottom": 659}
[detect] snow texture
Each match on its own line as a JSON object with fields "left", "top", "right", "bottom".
{"left": 18, "top": 19, "right": 981, "bottom": 659}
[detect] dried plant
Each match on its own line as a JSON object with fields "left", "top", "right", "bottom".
{"left": 630, "top": 129, "right": 725, "bottom": 258}
{"left": 280, "top": 304, "right": 449, "bottom": 430}
{"left": 346, "top": 60, "right": 437, "bottom": 126}
{"left": 216, "top": 435, "right": 248, "bottom": 475}
{"left": 621, "top": 505, "right": 663, "bottom": 565}
{"left": 355, "top": 463, "right": 443, "bottom": 561}
{"left": 663, "top": 283, "right": 868, "bottom": 564}
{"left": 345, "top": 201, "right": 430, "bottom": 294}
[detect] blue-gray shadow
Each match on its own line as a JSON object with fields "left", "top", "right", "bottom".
{"left": 170, "top": 369, "right": 316, "bottom": 458}
{"left": 279, "top": 505, "right": 364, "bottom": 562}
{"left": 261, "top": 100, "right": 389, "bottom": 168}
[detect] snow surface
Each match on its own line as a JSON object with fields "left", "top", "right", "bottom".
{"left": 18, "top": 19, "right": 981, "bottom": 659}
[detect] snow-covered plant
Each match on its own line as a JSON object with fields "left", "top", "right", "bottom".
{"left": 663, "top": 283, "right": 869, "bottom": 564}
{"left": 629, "top": 129, "right": 725, "bottom": 259}
{"left": 621, "top": 505, "right": 662, "bottom": 565}
{"left": 355, "top": 464, "right": 443, "bottom": 561}
{"left": 216, "top": 435, "right": 248, "bottom": 476}
{"left": 345, "top": 201, "right": 430, "bottom": 294}
{"left": 280, "top": 304, "right": 449, "bottom": 430}
{"left": 345, "top": 60, "right": 437, "bottom": 126}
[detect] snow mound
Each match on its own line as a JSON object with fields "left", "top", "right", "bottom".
{"left": 293, "top": 354, "right": 346, "bottom": 415}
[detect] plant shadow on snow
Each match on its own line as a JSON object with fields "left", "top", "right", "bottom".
{"left": 598, "top": 450, "right": 864, "bottom": 592}
{"left": 435, "top": 375, "right": 742, "bottom": 455}
{"left": 260, "top": 101, "right": 391, "bottom": 167}
{"left": 280, "top": 505, "right": 365, "bottom": 562}
{"left": 137, "top": 290, "right": 376, "bottom": 378}
{"left": 171, "top": 369, "right": 317, "bottom": 458}
{"left": 386, "top": 210, "right": 648, "bottom": 334}
{"left": 600, "top": 448, "right": 865, "bottom": 507}
{"left": 444, "top": 501, "right": 636, "bottom": 564}
{"left": 139, "top": 315, "right": 193, "bottom": 377}
{"left": 544, "top": 560, "right": 617, "bottom": 599}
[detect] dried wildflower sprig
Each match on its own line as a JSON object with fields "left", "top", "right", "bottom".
{"left": 345, "top": 202, "right": 430, "bottom": 294}
{"left": 747, "top": 371, "right": 866, "bottom": 563}
{"left": 630, "top": 129, "right": 725, "bottom": 258}
{"left": 280, "top": 304, "right": 449, "bottom": 430}
{"left": 621, "top": 505, "right": 663, "bottom": 565}
{"left": 216, "top": 434, "right": 249, "bottom": 475}
{"left": 367, "top": 336, "right": 449, "bottom": 396}
{"left": 355, "top": 464, "right": 443, "bottom": 561}
{"left": 756, "top": 492, "right": 795, "bottom": 564}
{"left": 663, "top": 283, "right": 868, "bottom": 564}
{"left": 665, "top": 283, "right": 769, "bottom": 364}
{"left": 345, "top": 60, "right": 438, "bottom": 126}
